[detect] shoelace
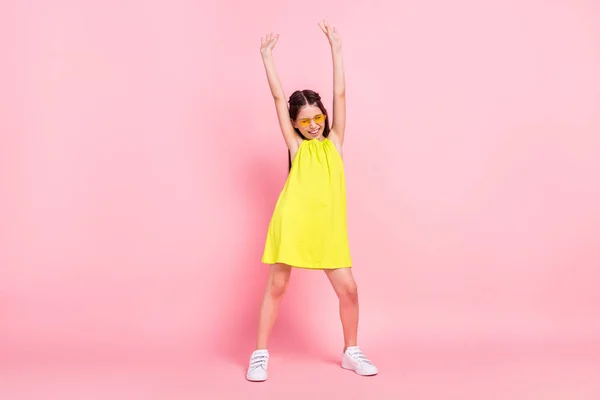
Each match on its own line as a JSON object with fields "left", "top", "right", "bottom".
{"left": 349, "top": 350, "right": 373, "bottom": 365}
{"left": 249, "top": 354, "right": 268, "bottom": 371}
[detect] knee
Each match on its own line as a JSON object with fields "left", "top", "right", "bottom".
{"left": 339, "top": 282, "right": 359, "bottom": 304}
{"left": 269, "top": 277, "right": 288, "bottom": 299}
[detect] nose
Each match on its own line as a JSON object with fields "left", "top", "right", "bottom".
{"left": 309, "top": 120, "right": 319, "bottom": 129}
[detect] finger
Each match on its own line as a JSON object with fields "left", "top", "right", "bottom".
{"left": 272, "top": 34, "right": 280, "bottom": 47}
{"left": 318, "top": 20, "right": 326, "bottom": 34}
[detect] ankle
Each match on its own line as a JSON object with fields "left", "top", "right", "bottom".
{"left": 344, "top": 344, "right": 358, "bottom": 353}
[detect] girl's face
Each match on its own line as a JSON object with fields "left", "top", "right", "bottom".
{"left": 293, "top": 105, "right": 327, "bottom": 140}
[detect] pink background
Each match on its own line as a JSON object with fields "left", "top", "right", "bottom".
{"left": 2, "top": 0, "right": 600, "bottom": 398}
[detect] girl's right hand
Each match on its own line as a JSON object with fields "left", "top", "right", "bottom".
{"left": 260, "top": 33, "right": 279, "bottom": 57}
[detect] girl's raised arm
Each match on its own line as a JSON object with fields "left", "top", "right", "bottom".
{"left": 260, "top": 33, "right": 301, "bottom": 152}
{"left": 318, "top": 21, "right": 346, "bottom": 146}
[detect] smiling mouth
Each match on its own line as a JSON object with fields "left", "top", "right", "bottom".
{"left": 309, "top": 129, "right": 319, "bottom": 135}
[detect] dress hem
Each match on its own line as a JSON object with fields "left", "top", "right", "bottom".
{"left": 262, "top": 260, "right": 352, "bottom": 270}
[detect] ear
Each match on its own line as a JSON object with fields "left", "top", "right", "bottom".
{"left": 290, "top": 118, "right": 297, "bottom": 128}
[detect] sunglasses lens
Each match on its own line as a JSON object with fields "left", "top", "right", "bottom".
{"left": 298, "top": 114, "right": 325, "bottom": 128}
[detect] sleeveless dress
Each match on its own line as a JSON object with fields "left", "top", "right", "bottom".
{"left": 262, "top": 138, "right": 352, "bottom": 269}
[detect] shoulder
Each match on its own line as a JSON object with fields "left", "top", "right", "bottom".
{"left": 289, "top": 137, "right": 306, "bottom": 162}
{"left": 328, "top": 129, "right": 344, "bottom": 154}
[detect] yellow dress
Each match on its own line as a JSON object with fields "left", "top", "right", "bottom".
{"left": 262, "top": 138, "right": 352, "bottom": 269}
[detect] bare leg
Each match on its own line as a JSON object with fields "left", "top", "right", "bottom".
{"left": 324, "top": 268, "right": 359, "bottom": 351}
{"left": 255, "top": 263, "right": 292, "bottom": 349}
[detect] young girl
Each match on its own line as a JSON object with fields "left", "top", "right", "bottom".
{"left": 247, "top": 21, "right": 378, "bottom": 382}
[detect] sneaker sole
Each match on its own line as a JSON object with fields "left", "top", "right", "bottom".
{"left": 246, "top": 375, "right": 268, "bottom": 382}
{"left": 341, "top": 362, "right": 378, "bottom": 376}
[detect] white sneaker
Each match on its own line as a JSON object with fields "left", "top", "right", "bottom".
{"left": 246, "top": 349, "right": 269, "bottom": 382}
{"left": 341, "top": 346, "right": 378, "bottom": 376}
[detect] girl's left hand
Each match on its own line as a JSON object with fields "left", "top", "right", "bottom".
{"left": 318, "top": 20, "right": 342, "bottom": 51}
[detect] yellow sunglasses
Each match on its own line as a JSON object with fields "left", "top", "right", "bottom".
{"left": 297, "top": 113, "right": 326, "bottom": 128}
